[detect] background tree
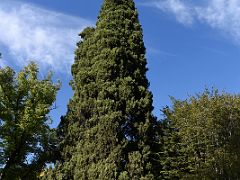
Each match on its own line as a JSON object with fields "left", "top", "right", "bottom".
{"left": 54, "top": 0, "right": 160, "bottom": 179}
{"left": 0, "top": 62, "right": 60, "bottom": 179}
{"left": 158, "top": 109, "right": 189, "bottom": 179}
{"left": 163, "top": 89, "right": 240, "bottom": 179}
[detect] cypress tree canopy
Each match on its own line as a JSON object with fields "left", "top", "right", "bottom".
{"left": 55, "top": 0, "right": 159, "bottom": 179}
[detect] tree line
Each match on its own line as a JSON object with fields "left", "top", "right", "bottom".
{"left": 1, "top": 0, "right": 240, "bottom": 179}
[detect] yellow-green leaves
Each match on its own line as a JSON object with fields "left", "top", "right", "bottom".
{"left": 0, "top": 62, "right": 60, "bottom": 179}
{"left": 164, "top": 89, "right": 240, "bottom": 179}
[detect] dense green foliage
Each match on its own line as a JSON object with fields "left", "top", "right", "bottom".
{"left": 52, "top": 0, "right": 160, "bottom": 179}
{"left": 0, "top": 63, "right": 60, "bottom": 179}
{"left": 158, "top": 116, "right": 188, "bottom": 179}
{"left": 2, "top": 1, "right": 240, "bottom": 180}
{"left": 162, "top": 90, "right": 240, "bottom": 179}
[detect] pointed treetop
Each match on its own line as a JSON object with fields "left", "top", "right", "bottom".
{"left": 102, "top": 0, "right": 135, "bottom": 7}
{"left": 98, "top": 0, "right": 137, "bottom": 25}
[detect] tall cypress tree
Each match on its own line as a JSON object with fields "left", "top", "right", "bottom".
{"left": 54, "top": 0, "right": 159, "bottom": 179}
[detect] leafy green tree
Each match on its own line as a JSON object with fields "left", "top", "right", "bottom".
{"left": 53, "top": 0, "right": 160, "bottom": 179}
{"left": 164, "top": 90, "right": 240, "bottom": 179}
{"left": 0, "top": 63, "right": 60, "bottom": 179}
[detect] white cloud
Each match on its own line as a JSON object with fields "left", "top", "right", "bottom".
{"left": 0, "top": 0, "right": 92, "bottom": 73}
{"left": 196, "top": 0, "right": 240, "bottom": 41}
{"left": 149, "top": 0, "right": 240, "bottom": 43}
{"left": 152, "top": 0, "right": 194, "bottom": 25}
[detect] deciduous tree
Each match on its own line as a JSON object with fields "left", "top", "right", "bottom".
{"left": 0, "top": 63, "right": 60, "bottom": 179}
{"left": 164, "top": 90, "right": 240, "bottom": 179}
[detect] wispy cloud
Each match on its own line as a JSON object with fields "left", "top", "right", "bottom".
{"left": 147, "top": 47, "right": 177, "bottom": 57}
{"left": 150, "top": 0, "right": 194, "bottom": 25}
{"left": 147, "top": 0, "right": 240, "bottom": 43}
{"left": 196, "top": 0, "right": 240, "bottom": 42}
{"left": 201, "top": 47, "right": 227, "bottom": 56}
{"left": 0, "top": 0, "right": 92, "bottom": 73}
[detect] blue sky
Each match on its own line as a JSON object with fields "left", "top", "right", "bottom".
{"left": 1, "top": 0, "right": 240, "bottom": 127}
